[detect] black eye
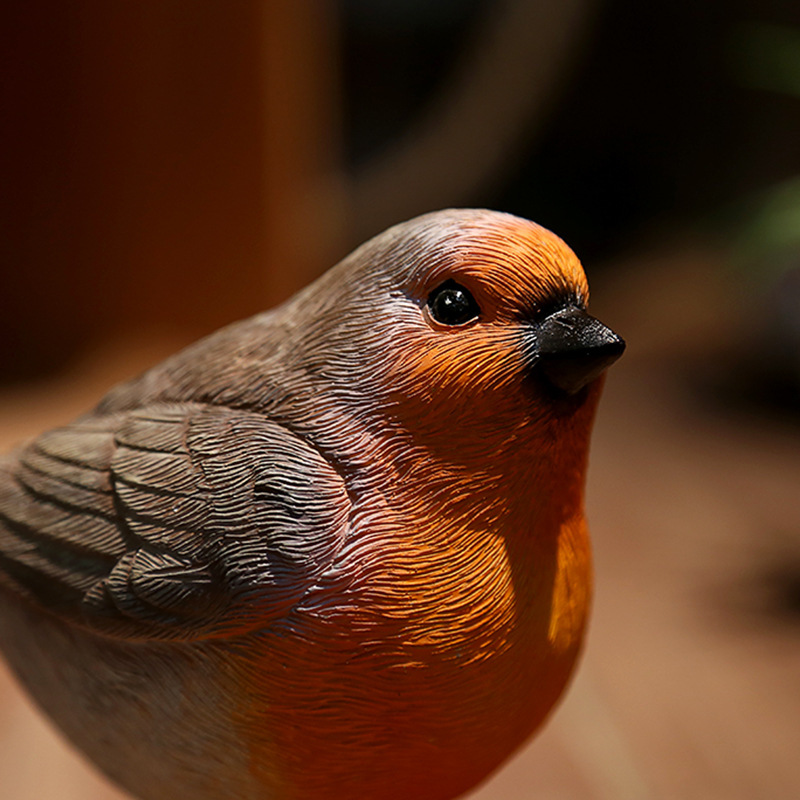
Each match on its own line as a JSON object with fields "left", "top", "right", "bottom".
{"left": 427, "top": 280, "right": 480, "bottom": 326}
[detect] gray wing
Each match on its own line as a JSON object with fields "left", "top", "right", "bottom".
{"left": 0, "top": 403, "right": 350, "bottom": 641}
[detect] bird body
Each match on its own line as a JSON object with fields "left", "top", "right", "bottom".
{"left": 0, "top": 209, "right": 622, "bottom": 799}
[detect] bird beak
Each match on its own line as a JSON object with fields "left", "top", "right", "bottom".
{"left": 526, "top": 306, "right": 626, "bottom": 395}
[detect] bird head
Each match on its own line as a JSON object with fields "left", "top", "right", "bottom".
{"left": 290, "top": 209, "right": 624, "bottom": 464}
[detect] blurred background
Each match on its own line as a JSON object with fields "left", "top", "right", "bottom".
{"left": 2, "top": 1, "right": 800, "bottom": 797}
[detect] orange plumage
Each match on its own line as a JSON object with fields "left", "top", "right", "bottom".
{"left": 0, "top": 209, "right": 623, "bottom": 799}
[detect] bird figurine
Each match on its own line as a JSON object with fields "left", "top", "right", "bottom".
{"left": 0, "top": 209, "right": 624, "bottom": 800}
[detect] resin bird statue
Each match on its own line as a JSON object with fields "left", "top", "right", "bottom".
{"left": 0, "top": 209, "right": 624, "bottom": 800}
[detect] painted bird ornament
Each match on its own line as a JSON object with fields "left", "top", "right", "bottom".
{"left": 0, "top": 209, "right": 624, "bottom": 800}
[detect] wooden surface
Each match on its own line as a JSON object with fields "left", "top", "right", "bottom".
{"left": 1, "top": 248, "right": 799, "bottom": 798}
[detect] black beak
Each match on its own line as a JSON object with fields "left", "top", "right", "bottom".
{"left": 527, "top": 306, "right": 625, "bottom": 395}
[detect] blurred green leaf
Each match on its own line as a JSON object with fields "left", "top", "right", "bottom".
{"left": 736, "top": 177, "right": 800, "bottom": 276}
{"left": 730, "top": 23, "right": 800, "bottom": 99}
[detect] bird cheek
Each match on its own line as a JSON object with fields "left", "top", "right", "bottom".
{"left": 383, "top": 335, "right": 524, "bottom": 425}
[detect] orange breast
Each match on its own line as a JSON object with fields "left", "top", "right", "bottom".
{"left": 229, "top": 376, "right": 601, "bottom": 800}
{"left": 230, "top": 492, "right": 591, "bottom": 800}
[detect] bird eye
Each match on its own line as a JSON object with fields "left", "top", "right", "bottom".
{"left": 427, "top": 280, "right": 480, "bottom": 326}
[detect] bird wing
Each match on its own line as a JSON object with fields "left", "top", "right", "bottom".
{"left": 0, "top": 403, "right": 350, "bottom": 641}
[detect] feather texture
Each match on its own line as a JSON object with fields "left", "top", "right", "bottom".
{"left": 0, "top": 403, "right": 350, "bottom": 640}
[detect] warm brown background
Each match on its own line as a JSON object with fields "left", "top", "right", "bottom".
{"left": 2, "top": 1, "right": 800, "bottom": 798}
